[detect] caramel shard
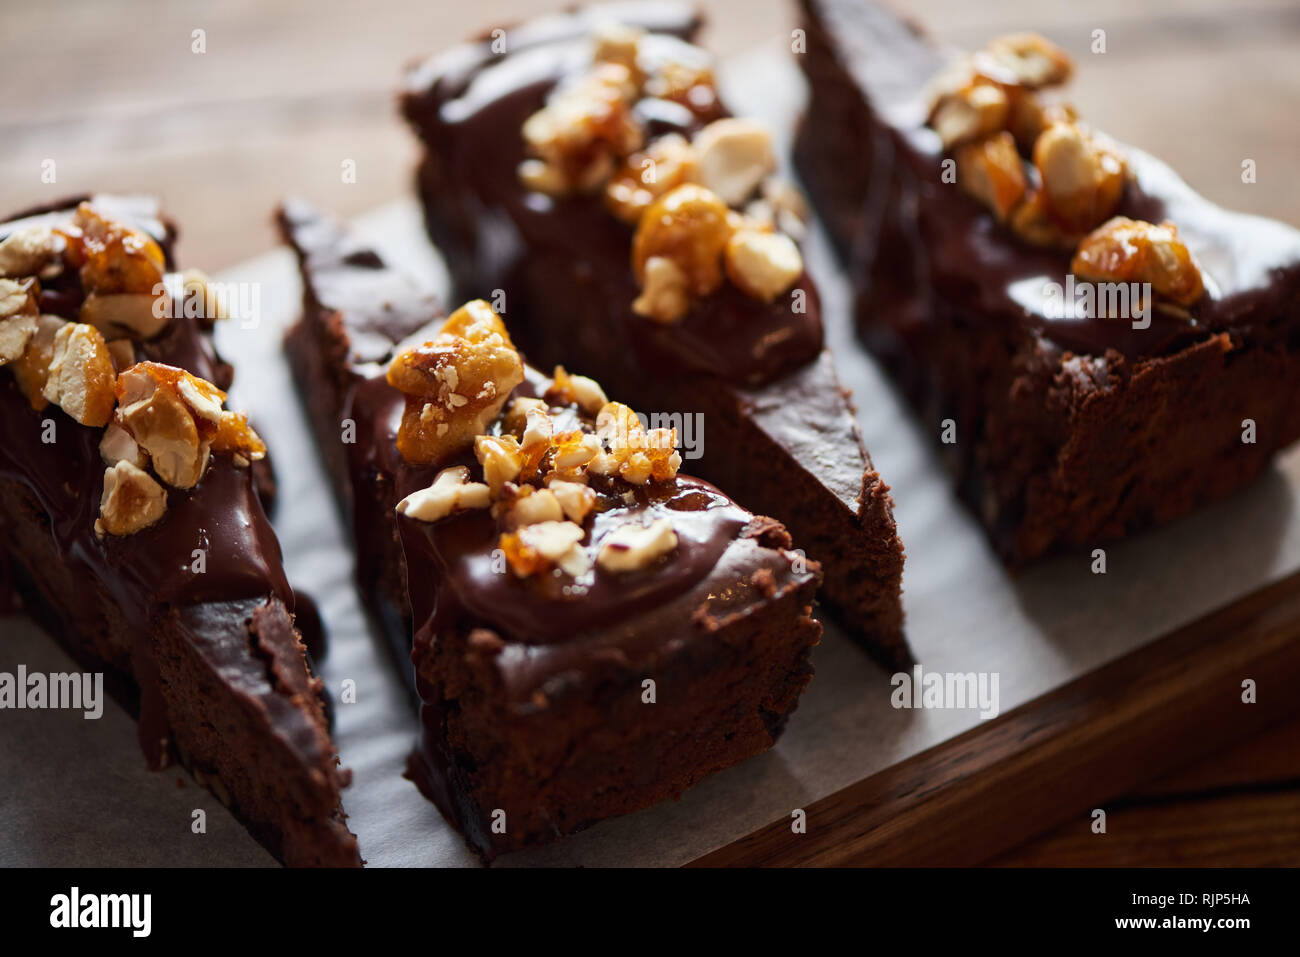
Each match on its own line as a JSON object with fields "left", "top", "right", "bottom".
{"left": 96, "top": 460, "right": 167, "bottom": 537}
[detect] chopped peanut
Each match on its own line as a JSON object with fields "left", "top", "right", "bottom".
{"left": 42, "top": 322, "right": 117, "bottom": 427}
{"left": 95, "top": 460, "right": 168, "bottom": 537}
{"left": 1033, "top": 121, "right": 1127, "bottom": 234}
{"left": 957, "top": 131, "right": 1028, "bottom": 222}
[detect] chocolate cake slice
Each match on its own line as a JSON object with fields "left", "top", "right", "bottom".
{"left": 400, "top": 2, "right": 908, "bottom": 668}
{"left": 0, "top": 196, "right": 359, "bottom": 867}
{"left": 280, "top": 200, "right": 822, "bottom": 859}
{"left": 794, "top": 0, "right": 1300, "bottom": 563}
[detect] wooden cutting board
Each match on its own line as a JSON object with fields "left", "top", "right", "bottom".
{"left": 692, "top": 567, "right": 1300, "bottom": 865}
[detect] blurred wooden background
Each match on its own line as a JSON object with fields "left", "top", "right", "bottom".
{"left": 3, "top": 0, "right": 1298, "bottom": 865}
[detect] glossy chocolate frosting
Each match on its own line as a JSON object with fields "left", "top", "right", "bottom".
{"left": 0, "top": 197, "right": 296, "bottom": 768}
{"left": 401, "top": 1, "right": 824, "bottom": 387}
{"left": 810, "top": 0, "right": 1300, "bottom": 360}
{"left": 280, "top": 201, "right": 816, "bottom": 704}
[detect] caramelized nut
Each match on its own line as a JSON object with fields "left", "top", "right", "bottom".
{"left": 1008, "top": 188, "right": 1080, "bottom": 250}
{"left": 1071, "top": 217, "right": 1205, "bottom": 307}
{"left": 210, "top": 408, "right": 267, "bottom": 462}
{"left": 105, "top": 337, "right": 136, "bottom": 372}
{"left": 749, "top": 177, "right": 810, "bottom": 240}
{"left": 632, "top": 256, "right": 692, "bottom": 323}
{"left": 643, "top": 59, "right": 717, "bottom": 114}
{"left": 0, "top": 226, "right": 63, "bottom": 279}
{"left": 501, "top": 520, "right": 590, "bottom": 578}
{"left": 386, "top": 300, "right": 525, "bottom": 464}
{"left": 114, "top": 363, "right": 209, "bottom": 488}
{"left": 551, "top": 429, "right": 601, "bottom": 472}
{"left": 9, "top": 314, "right": 64, "bottom": 409}
{"left": 589, "top": 402, "right": 681, "bottom": 484}
{"left": 597, "top": 518, "right": 678, "bottom": 572}
{"left": 592, "top": 21, "right": 644, "bottom": 76}
{"left": 474, "top": 434, "right": 524, "bottom": 494}
{"left": 631, "top": 184, "right": 734, "bottom": 320}
{"left": 80, "top": 291, "right": 170, "bottom": 340}
{"left": 984, "top": 33, "right": 1073, "bottom": 89}
{"left": 1033, "top": 121, "right": 1127, "bottom": 233}
{"left": 604, "top": 134, "right": 699, "bottom": 224}
{"left": 956, "top": 131, "right": 1028, "bottom": 222}
{"left": 545, "top": 365, "right": 608, "bottom": 414}
{"left": 396, "top": 465, "right": 491, "bottom": 523}
{"left": 42, "top": 322, "right": 117, "bottom": 427}
{"left": 724, "top": 228, "right": 804, "bottom": 301}
{"left": 99, "top": 421, "right": 147, "bottom": 468}
{"left": 929, "top": 79, "right": 1009, "bottom": 150}
{"left": 1007, "top": 96, "right": 1076, "bottom": 154}
{"left": 520, "top": 63, "right": 644, "bottom": 195}
{"left": 66, "top": 204, "right": 168, "bottom": 340}
{"left": 548, "top": 479, "right": 597, "bottom": 523}
{"left": 504, "top": 486, "right": 565, "bottom": 527}
{"left": 0, "top": 278, "right": 39, "bottom": 363}
{"left": 96, "top": 460, "right": 168, "bottom": 537}
{"left": 692, "top": 118, "right": 775, "bottom": 206}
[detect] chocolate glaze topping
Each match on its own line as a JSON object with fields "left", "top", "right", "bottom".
{"left": 0, "top": 197, "right": 296, "bottom": 768}
{"left": 280, "top": 201, "right": 815, "bottom": 705}
{"left": 402, "top": 1, "right": 824, "bottom": 387}
{"left": 815, "top": 0, "right": 1300, "bottom": 360}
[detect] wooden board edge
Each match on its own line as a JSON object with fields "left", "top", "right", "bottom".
{"left": 688, "top": 568, "right": 1300, "bottom": 866}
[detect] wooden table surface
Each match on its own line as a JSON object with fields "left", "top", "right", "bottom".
{"left": 6, "top": 0, "right": 1299, "bottom": 866}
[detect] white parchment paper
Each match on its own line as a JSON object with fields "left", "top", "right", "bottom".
{"left": 3, "top": 47, "right": 1299, "bottom": 868}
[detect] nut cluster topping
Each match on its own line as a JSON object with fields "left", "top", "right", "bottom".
{"left": 395, "top": 310, "right": 685, "bottom": 580}
{"left": 386, "top": 299, "right": 526, "bottom": 464}
{"left": 516, "top": 23, "right": 806, "bottom": 324}
{"left": 92, "top": 361, "right": 266, "bottom": 536}
{"left": 928, "top": 32, "right": 1205, "bottom": 313}
{"left": 1, "top": 202, "right": 266, "bottom": 538}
